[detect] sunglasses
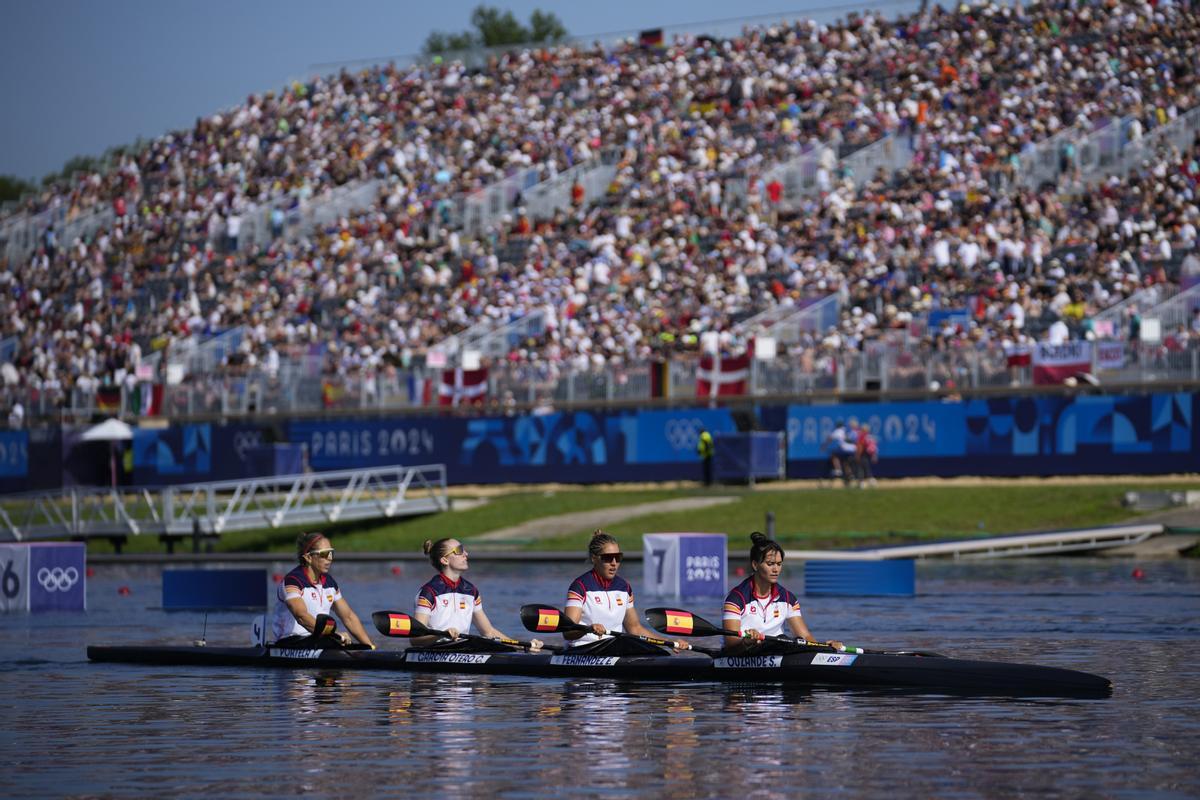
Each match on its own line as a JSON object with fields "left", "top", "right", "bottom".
{"left": 308, "top": 548, "right": 335, "bottom": 559}
{"left": 598, "top": 552, "right": 624, "bottom": 564}
{"left": 449, "top": 545, "right": 468, "bottom": 556}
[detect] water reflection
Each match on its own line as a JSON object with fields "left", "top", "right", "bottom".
{"left": 7, "top": 560, "right": 1200, "bottom": 797}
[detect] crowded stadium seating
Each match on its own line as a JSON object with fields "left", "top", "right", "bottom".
{"left": 1, "top": 0, "right": 1198, "bottom": 419}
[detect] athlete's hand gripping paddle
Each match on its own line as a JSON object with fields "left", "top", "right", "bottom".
{"left": 647, "top": 608, "right": 852, "bottom": 652}
{"left": 518, "top": 604, "right": 717, "bottom": 656}
{"left": 371, "top": 611, "right": 555, "bottom": 652}
{"left": 645, "top": 608, "right": 944, "bottom": 657}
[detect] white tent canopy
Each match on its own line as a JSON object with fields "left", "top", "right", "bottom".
{"left": 81, "top": 418, "right": 133, "bottom": 442}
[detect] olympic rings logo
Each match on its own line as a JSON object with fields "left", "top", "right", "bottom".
{"left": 664, "top": 418, "right": 705, "bottom": 451}
{"left": 37, "top": 567, "right": 80, "bottom": 592}
{"left": 233, "top": 431, "right": 263, "bottom": 460}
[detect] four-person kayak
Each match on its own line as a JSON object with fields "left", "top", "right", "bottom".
{"left": 86, "top": 642, "right": 1112, "bottom": 698}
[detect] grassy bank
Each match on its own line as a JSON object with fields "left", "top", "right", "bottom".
{"left": 83, "top": 480, "right": 1195, "bottom": 556}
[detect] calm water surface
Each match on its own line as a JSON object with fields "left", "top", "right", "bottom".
{"left": 4, "top": 558, "right": 1199, "bottom": 798}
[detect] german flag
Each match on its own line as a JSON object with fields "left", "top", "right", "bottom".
{"left": 664, "top": 611, "right": 694, "bottom": 635}
{"left": 536, "top": 609, "right": 560, "bottom": 632}
{"left": 649, "top": 359, "right": 671, "bottom": 398}
{"left": 316, "top": 616, "right": 337, "bottom": 636}
{"left": 388, "top": 614, "right": 412, "bottom": 635}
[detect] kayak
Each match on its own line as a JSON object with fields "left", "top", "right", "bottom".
{"left": 86, "top": 644, "right": 1113, "bottom": 698}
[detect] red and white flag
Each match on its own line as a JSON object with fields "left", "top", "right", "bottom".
{"left": 1095, "top": 341, "right": 1126, "bottom": 371}
{"left": 439, "top": 367, "right": 488, "bottom": 406}
{"left": 1003, "top": 341, "right": 1033, "bottom": 368}
{"left": 1032, "top": 341, "right": 1091, "bottom": 385}
{"left": 696, "top": 352, "right": 750, "bottom": 397}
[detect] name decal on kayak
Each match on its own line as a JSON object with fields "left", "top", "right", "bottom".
{"left": 810, "top": 653, "right": 857, "bottom": 666}
{"left": 713, "top": 656, "right": 784, "bottom": 669}
{"left": 270, "top": 648, "right": 324, "bottom": 659}
{"left": 550, "top": 655, "right": 620, "bottom": 666}
{"left": 406, "top": 652, "right": 491, "bottom": 664}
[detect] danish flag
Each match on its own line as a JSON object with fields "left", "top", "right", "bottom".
{"left": 439, "top": 367, "right": 488, "bottom": 406}
{"left": 696, "top": 352, "right": 750, "bottom": 397}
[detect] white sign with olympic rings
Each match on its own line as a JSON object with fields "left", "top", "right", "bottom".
{"left": 0, "top": 543, "right": 87, "bottom": 613}
{"left": 37, "top": 566, "right": 80, "bottom": 592}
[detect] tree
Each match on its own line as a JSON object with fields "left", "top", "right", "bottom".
{"left": 528, "top": 9, "right": 567, "bottom": 44}
{"left": 422, "top": 5, "right": 568, "bottom": 55}
{"left": 0, "top": 175, "right": 36, "bottom": 205}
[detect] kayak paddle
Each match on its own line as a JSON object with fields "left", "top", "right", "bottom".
{"left": 645, "top": 608, "right": 944, "bottom": 657}
{"left": 518, "top": 603, "right": 718, "bottom": 656}
{"left": 371, "top": 610, "right": 556, "bottom": 653}
{"left": 644, "top": 607, "right": 841, "bottom": 651}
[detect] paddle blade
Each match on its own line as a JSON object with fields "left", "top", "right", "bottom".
{"left": 645, "top": 607, "right": 725, "bottom": 638}
{"left": 313, "top": 614, "right": 338, "bottom": 637}
{"left": 663, "top": 611, "right": 695, "bottom": 636}
{"left": 372, "top": 611, "right": 419, "bottom": 638}
{"left": 519, "top": 604, "right": 577, "bottom": 634}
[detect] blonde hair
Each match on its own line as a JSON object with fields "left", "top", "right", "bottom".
{"left": 423, "top": 538, "right": 456, "bottom": 570}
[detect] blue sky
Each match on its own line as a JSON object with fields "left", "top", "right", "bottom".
{"left": 0, "top": 0, "right": 920, "bottom": 182}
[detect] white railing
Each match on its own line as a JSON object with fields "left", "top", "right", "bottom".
{"left": 523, "top": 157, "right": 618, "bottom": 220}
{"left": 761, "top": 142, "right": 836, "bottom": 208}
{"left": 0, "top": 463, "right": 448, "bottom": 541}
{"left": 838, "top": 134, "right": 914, "bottom": 187}
{"left": 1089, "top": 284, "right": 1179, "bottom": 339}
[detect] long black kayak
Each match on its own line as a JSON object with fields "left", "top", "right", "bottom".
{"left": 86, "top": 644, "right": 1112, "bottom": 698}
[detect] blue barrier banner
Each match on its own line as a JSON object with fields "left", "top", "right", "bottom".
{"left": 163, "top": 569, "right": 267, "bottom": 610}
{"left": 804, "top": 560, "right": 915, "bottom": 597}
{"left": 787, "top": 402, "right": 966, "bottom": 459}
{"left": 963, "top": 393, "right": 1192, "bottom": 456}
{"left": 132, "top": 424, "right": 212, "bottom": 479}
{"left": 290, "top": 408, "right": 736, "bottom": 480}
{"left": 289, "top": 420, "right": 443, "bottom": 470}
{"left": 615, "top": 409, "right": 737, "bottom": 464}
{"left": 28, "top": 543, "right": 86, "bottom": 612}
{"left": 0, "top": 431, "right": 29, "bottom": 477}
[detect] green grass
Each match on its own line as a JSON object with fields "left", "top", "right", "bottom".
{"left": 81, "top": 481, "right": 1194, "bottom": 556}
{"left": 532, "top": 484, "right": 1170, "bottom": 551}
{"left": 84, "top": 489, "right": 688, "bottom": 555}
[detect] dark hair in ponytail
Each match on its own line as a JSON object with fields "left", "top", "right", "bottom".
{"left": 296, "top": 531, "right": 325, "bottom": 564}
{"left": 749, "top": 531, "right": 784, "bottom": 564}
{"left": 423, "top": 538, "right": 455, "bottom": 570}
{"left": 588, "top": 529, "right": 619, "bottom": 559}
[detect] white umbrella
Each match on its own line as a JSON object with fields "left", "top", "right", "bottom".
{"left": 81, "top": 418, "right": 133, "bottom": 442}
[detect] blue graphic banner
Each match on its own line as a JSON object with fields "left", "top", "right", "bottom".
{"left": 962, "top": 393, "right": 1193, "bottom": 456}
{"left": 787, "top": 402, "right": 966, "bottom": 459}
{"left": 0, "top": 431, "right": 29, "bottom": 477}
{"left": 289, "top": 408, "right": 736, "bottom": 482}
{"left": 132, "top": 424, "right": 212, "bottom": 481}
{"left": 32, "top": 391, "right": 1192, "bottom": 492}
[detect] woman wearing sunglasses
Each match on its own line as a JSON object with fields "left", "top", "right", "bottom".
{"left": 563, "top": 530, "right": 686, "bottom": 655}
{"left": 413, "top": 537, "right": 539, "bottom": 650}
{"left": 270, "top": 531, "right": 375, "bottom": 648}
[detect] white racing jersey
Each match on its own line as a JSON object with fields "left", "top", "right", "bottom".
{"left": 271, "top": 565, "right": 342, "bottom": 640}
{"left": 415, "top": 573, "right": 482, "bottom": 634}
{"left": 564, "top": 570, "right": 634, "bottom": 647}
{"left": 722, "top": 577, "right": 802, "bottom": 639}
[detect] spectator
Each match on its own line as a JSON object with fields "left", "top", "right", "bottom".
{"left": 855, "top": 424, "right": 878, "bottom": 488}
{"left": 697, "top": 428, "right": 714, "bottom": 487}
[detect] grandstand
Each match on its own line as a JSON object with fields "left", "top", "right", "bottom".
{"left": 0, "top": 0, "right": 1198, "bottom": 422}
